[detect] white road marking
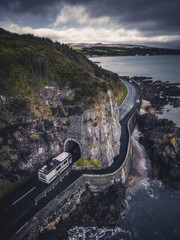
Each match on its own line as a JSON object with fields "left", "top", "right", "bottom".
{"left": 0, "top": 208, "right": 31, "bottom": 236}
{"left": 12, "top": 187, "right": 36, "bottom": 206}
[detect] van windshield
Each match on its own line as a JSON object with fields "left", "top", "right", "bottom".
{"left": 39, "top": 173, "right": 46, "bottom": 179}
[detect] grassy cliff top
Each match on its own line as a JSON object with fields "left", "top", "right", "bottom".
{"left": 0, "top": 28, "right": 123, "bottom": 111}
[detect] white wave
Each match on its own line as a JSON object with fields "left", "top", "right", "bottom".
{"left": 139, "top": 178, "right": 150, "bottom": 189}
{"left": 152, "top": 179, "right": 164, "bottom": 188}
{"left": 127, "top": 127, "right": 162, "bottom": 201}
{"left": 131, "top": 127, "right": 147, "bottom": 172}
{"left": 127, "top": 126, "right": 149, "bottom": 194}
{"left": 68, "top": 226, "right": 132, "bottom": 240}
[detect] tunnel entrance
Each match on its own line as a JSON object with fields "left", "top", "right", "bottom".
{"left": 64, "top": 139, "right": 81, "bottom": 163}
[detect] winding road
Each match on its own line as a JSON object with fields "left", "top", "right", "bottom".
{"left": 0, "top": 77, "right": 141, "bottom": 240}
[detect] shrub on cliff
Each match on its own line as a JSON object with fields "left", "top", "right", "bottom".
{"left": 74, "top": 158, "right": 101, "bottom": 168}
{"left": 0, "top": 28, "right": 122, "bottom": 111}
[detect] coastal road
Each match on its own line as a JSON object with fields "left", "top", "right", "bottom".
{"left": 119, "top": 78, "right": 140, "bottom": 120}
{"left": 0, "top": 77, "right": 141, "bottom": 240}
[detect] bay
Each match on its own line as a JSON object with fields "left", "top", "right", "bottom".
{"left": 90, "top": 55, "right": 180, "bottom": 126}
{"left": 90, "top": 55, "right": 180, "bottom": 83}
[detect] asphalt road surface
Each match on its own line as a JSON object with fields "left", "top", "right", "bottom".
{"left": 0, "top": 77, "right": 141, "bottom": 240}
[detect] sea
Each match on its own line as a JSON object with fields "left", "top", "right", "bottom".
{"left": 67, "top": 56, "right": 180, "bottom": 240}
{"left": 90, "top": 55, "right": 180, "bottom": 127}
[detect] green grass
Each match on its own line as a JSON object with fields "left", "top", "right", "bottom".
{"left": 117, "top": 84, "right": 128, "bottom": 107}
{"left": 74, "top": 157, "right": 101, "bottom": 168}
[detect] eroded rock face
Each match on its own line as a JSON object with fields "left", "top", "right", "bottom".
{"left": 138, "top": 113, "right": 180, "bottom": 189}
{"left": 80, "top": 90, "right": 121, "bottom": 167}
{"left": 0, "top": 86, "right": 121, "bottom": 181}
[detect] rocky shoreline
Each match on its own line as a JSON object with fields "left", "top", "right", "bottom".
{"left": 37, "top": 183, "right": 127, "bottom": 240}
{"left": 18, "top": 77, "right": 180, "bottom": 240}
{"left": 131, "top": 77, "right": 180, "bottom": 189}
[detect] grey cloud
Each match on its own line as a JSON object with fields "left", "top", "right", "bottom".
{"left": 0, "top": 0, "right": 88, "bottom": 14}
{"left": 87, "top": 0, "right": 180, "bottom": 33}
{"left": 0, "top": 0, "right": 180, "bottom": 47}
{"left": 1, "top": 0, "right": 180, "bottom": 34}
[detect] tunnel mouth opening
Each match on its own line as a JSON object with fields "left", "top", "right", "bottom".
{"left": 64, "top": 140, "right": 81, "bottom": 163}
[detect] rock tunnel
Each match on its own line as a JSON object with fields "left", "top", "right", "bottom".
{"left": 64, "top": 139, "right": 81, "bottom": 163}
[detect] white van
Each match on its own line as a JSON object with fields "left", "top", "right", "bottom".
{"left": 38, "top": 152, "right": 72, "bottom": 184}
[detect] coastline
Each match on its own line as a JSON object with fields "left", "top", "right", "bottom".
{"left": 89, "top": 55, "right": 180, "bottom": 84}
{"left": 36, "top": 76, "right": 180, "bottom": 239}
{"left": 7, "top": 74, "right": 180, "bottom": 240}
{"left": 130, "top": 77, "right": 180, "bottom": 189}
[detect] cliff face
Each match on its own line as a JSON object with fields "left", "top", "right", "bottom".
{"left": 82, "top": 90, "right": 120, "bottom": 167}
{"left": 0, "top": 85, "right": 121, "bottom": 181}
{"left": 71, "top": 90, "right": 121, "bottom": 167}
{"left": 0, "top": 28, "right": 123, "bottom": 189}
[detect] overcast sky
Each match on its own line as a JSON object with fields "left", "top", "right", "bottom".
{"left": 0, "top": 0, "right": 180, "bottom": 48}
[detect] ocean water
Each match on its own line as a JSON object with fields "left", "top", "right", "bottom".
{"left": 67, "top": 56, "right": 180, "bottom": 239}
{"left": 90, "top": 55, "right": 180, "bottom": 126}
{"left": 90, "top": 55, "right": 180, "bottom": 83}
{"left": 68, "top": 128, "right": 180, "bottom": 240}
{"left": 158, "top": 103, "right": 180, "bottom": 127}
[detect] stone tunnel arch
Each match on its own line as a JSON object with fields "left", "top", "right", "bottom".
{"left": 63, "top": 138, "right": 81, "bottom": 163}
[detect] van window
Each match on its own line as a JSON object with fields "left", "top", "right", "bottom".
{"left": 56, "top": 165, "right": 61, "bottom": 171}
{"left": 64, "top": 160, "right": 68, "bottom": 165}
{"left": 39, "top": 174, "right": 46, "bottom": 179}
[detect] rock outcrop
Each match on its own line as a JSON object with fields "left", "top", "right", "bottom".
{"left": 0, "top": 85, "right": 121, "bottom": 181}
{"left": 0, "top": 28, "right": 124, "bottom": 187}
{"left": 138, "top": 113, "right": 180, "bottom": 189}
{"left": 79, "top": 90, "right": 121, "bottom": 167}
{"left": 133, "top": 77, "right": 180, "bottom": 110}
{"left": 133, "top": 77, "right": 180, "bottom": 189}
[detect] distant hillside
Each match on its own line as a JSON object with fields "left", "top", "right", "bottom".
{"left": 69, "top": 43, "right": 180, "bottom": 56}
{"left": 0, "top": 29, "right": 122, "bottom": 111}
{"left": 69, "top": 43, "right": 149, "bottom": 49}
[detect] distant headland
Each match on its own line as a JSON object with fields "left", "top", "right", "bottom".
{"left": 68, "top": 43, "right": 180, "bottom": 57}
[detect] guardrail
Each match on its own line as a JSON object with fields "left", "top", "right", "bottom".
{"left": 35, "top": 166, "right": 72, "bottom": 205}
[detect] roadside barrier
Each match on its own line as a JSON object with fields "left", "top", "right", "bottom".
{"left": 35, "top": 166, "right": 72, "bottom": 205}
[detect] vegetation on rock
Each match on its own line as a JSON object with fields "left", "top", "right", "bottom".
{"left": 0, "top": 28, "right": 123, "bottom": 112}
{"left": 117, "top": 84, "right": 128, "bottom": 107}
{"left": 74, "top": 157, "right": 101, "bottom": 167}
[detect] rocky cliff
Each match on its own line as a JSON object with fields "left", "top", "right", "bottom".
{"left": 0, "top": 86, "right": 120, "bottom": 179}
{"left": 0, "top": 29, "right": 123, "bottom": 191}
{"left": 80, "top": 90, "right": 121, "bottom": 167}
{"left": 138, "top": 113, "right": 180, "bottom": 189}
